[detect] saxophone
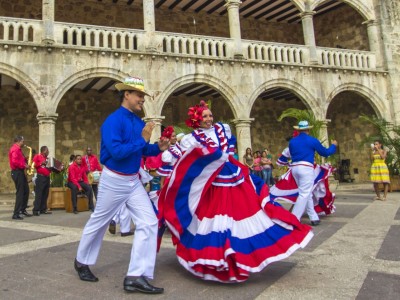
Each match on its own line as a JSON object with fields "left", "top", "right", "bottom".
{"left": 25, "top": 145, "right": 35, "bottom": 176}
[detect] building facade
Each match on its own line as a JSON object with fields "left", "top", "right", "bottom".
{"left": 0, "top": 0, "right": 399, "bottom": 192}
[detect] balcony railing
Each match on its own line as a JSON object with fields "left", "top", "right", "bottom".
{"left": 0, "top": 17, "right": 377, "bottom": 70}
{"left": 243, "top": 40, "right": 308, "bottom": 64}
{"left": 159, "top": 31, "right": 231, "bottom": 58}
{"left": 317, "top": 47, "right": 376, "bottom": 69}
{"left": 54, "top": 22, "right": 145, "bottom": 51}
{"left": 0, "top": 17, "right": 42, "bottom": 43}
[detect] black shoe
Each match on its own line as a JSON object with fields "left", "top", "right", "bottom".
{"left": 74, "top": 259, "right": 98, "bottom": 282}
{"left": 123, "top": 276, "right": 164, "bottom": 294}
{"left": 12, "top": 214, "right": 24, "bottom": 220}
{"left": 40, "top": 210, "right": 52, "bottom": 215}
{"left": 32, "top": 211, "right": 40, "bottom": 216}
{"left": 20, "top": 210, "right": 33, "bottom": 217}
{"left": 311, "top": 220, "right": 321, "bottom": 226}
{"left": 121, "top": 231, "right": 134, "bottom": 237}
{"left": 109, "top": 220, "right": 116, "bottom": 234}
{"left": 73, "top": 210, "right": 78, "bottom": 214}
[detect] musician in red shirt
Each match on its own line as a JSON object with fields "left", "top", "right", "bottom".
{"left": 67, "top": 155, "right": 94, "bottom": 214}
{"left": 32, "top": 146, "right": 52, "bottom": 216}
{"left": 8, "top": 135, "right": 30, "bottom": 220}
{"left": 81, "top": 147, "right": 102, "bottom": 200}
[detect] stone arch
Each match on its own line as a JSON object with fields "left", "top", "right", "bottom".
{"left": 249, "top": 79, "right": 323, "bottom": 119}
{"left": 326, "top": 83, "right": 387, "bottom": 119}
{"left": 156, "top": 74, "right": 240, "bottom": 118}
{"left": 53, "top": 68, "right": 126, "bottom": 112}
{"left": 0, "top": 62, "right": 42, "bottom": 111}
{"left": 311, "top": 0, "right": 375, "bottom": 20}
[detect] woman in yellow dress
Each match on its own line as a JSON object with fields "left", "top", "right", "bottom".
{"left": 370, "top": 140, "right": 390, "bottom": 200}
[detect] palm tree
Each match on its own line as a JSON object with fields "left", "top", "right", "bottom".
{"left": 277, "top": 108, "right": 324, "bottom": 140}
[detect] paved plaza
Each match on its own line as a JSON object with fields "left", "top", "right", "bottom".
{"left": 0, "top": 184, "right": 399, "bottom": 300}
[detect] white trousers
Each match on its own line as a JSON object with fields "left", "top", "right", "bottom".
{"left": 76, "top": 167, "right": 158, "bottom": 278}
{"left": 112, "top": 205, "right": 132, "bottom": 234}
{"left": 291, "top": 163, "right": 319, "bottom": 222}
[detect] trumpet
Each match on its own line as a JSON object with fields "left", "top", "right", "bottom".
{"left": 25, "top": 145, "right": 35, "bottom": 176}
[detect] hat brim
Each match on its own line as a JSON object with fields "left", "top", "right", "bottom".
{"left": 293, "top": 125, "right": 313, "bottom": 130}
{"left": 115, "top": 83, "right": 151, "bottom": 97}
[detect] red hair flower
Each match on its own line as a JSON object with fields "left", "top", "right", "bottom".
{"left": 185, "top": 100, "right": 209, "bottom": 129}
{"left": 161, "top": 126, "right": 174, "bottom": 139}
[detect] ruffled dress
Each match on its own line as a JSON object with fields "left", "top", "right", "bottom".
{"left": 157, "top": 143, "right": 183, "bottom": 177}
{"left": 159, "top": 123, "right": 313, "bottom": 283}
{"left": 370, "top": 153, "right": 390, "bottom": 183}
{"left": 270, "top": 147, "right": 336, "bottom": 216}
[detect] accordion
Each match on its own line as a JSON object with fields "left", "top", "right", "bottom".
{"left": 46, "top": 157, "right": 64, "bottom": 172}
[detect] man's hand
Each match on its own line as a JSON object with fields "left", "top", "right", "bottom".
{"left": 142, "top": 121, "right": 156, "bottom": 142}
{"left": 331, "top": 139, "right": 338, "bottom": 146}
{"left": 158, "top": 138, "right": 170, "bottom": 151}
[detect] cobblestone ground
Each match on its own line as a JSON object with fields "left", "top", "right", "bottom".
{"left": 0, "top": 184, "right": 399, "bottom": 300}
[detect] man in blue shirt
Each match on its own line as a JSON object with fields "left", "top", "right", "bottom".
{"left": 289, "top": 120, "right": 337, "bottom": 226}
{"left": 74, "top": 77, "right": 169, "bottom": 294}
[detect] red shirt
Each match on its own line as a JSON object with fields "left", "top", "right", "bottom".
{"left": 9, "top": 143, "right": 26, "bottom": 170}
{"left": 145, "top": 153, "right": 162, "bottom": 170}
{"left": 68, "top": 162, "right": 89, "bottom": 189}
{"left": 33, "top": 153, "right": 51, "bottom": 177}
{"left": 81, "top": 154, "right": 102, "bottom": 172}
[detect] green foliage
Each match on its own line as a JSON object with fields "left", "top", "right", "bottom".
{"left": 277, "top": 108, "right": 324, "bottom": 140}
{"left": 50, "top": 163, "right": 67, "bottom": 187}
{"left": 359, "top": 114, "right": 400, "bottom": 175}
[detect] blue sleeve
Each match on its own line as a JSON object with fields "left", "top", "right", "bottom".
{"left": 312, "top": 137, "right": 336, "bottom": 157}
{"left": 142, "top": 143, "right": 162, "bottom": 157}
{"left": 102, "top": 116, "right": 147, "bottom": 161}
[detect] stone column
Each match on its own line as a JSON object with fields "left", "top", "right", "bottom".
{"left": 225, "top": 0, "right": 243, "bottom": 59}
{"left": 300, "top": 11, "right": 318, "bottom": 64}
{"left": 319, "top": 119, "right": 331, "bottom": 164}
{"left": 42, "top": 0, "right": 55, "bottom": 45}
{"left": 364, "top": 20, "right": 383, "bottom": 68}
{"left": 142, "top": 116, "right": 165, "bottom": 143}
{"left": 232, "top": 118, "right": 254, "bottom": 159}
{"left": 37, "top": 113, "right": 58, "bottom": 157}
{"left": 143, "top": 0, "right": 157, "bottom": 52}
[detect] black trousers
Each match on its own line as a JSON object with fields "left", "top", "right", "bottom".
{"left": 33, "top": 175, "right": 50, "bottom": 212}
{"left": 67, "top": 181, "right": 94, "bottom": 210}
{"left": 11, "top": 169, "right": 29, "bottom": 215}
{"left": 91, "top": 184, "right": 98, "bottom": 200}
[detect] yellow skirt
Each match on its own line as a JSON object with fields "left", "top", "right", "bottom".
{"left": 370, "top": 158, "right": 390, "bottom": 183}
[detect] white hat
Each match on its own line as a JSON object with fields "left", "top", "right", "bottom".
{"left": 293, "top": 120, "right": 313, "bottom": 131}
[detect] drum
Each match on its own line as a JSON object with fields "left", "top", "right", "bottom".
{"left": 92, "top": 171, "right": 101, "bottom": 184}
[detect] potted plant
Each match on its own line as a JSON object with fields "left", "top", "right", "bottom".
{"left": 47, "top": 164, "right": 70, "bottom": 209}
{"left": 359, "top": 115, "right": 400, "bottom": 191}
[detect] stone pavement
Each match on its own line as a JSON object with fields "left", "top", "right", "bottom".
{"left": 0, "top": 184, "right": 399, "bottom": 300}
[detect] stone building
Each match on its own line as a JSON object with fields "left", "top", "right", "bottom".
{"left": 0, "top": 0, "right": 399, "bottom": 192}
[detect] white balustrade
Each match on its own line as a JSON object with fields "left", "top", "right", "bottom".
{"left": 243, "top": 40, "right": 307, "bottom": 64}
{"left": 53, "top": 22, "right": 144, "bottom": 51}
{"left": 0, "top": 17, "right": 41, "bottom": 43}
{"left": 160, "top": 32, "right": 231, "bottom": 59}
{"left": 317, "top": 47, "right": 376, "bottom": 69}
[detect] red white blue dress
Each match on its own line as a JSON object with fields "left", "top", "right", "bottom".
{"left": 159, "top": 123, "right": 313, "bottom": 283}
{"left": 270, "top": 147, "right": 336, "bottom": 216}
{"left": 157, "top": 143, "right": 183, "bottom": 177}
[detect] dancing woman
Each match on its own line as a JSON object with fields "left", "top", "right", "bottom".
{"left": 159, "top": 100, "right": 313, "bottom": 283}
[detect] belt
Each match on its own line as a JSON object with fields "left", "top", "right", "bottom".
{"left": 11, "top": 168, "right": 24, "bottom": 171}
{"left": 107, "top": 167, "right": 137, "bottom": 176}
{"left": 37, "top": 174, "right": 50, "bottom": 178}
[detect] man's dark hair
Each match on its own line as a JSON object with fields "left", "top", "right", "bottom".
{"left": 40, "top": 146, "right": 48, "bottom": 153}
{"left": 14, "top": 135, "right": 24, "bottom": 143}
{"left": 118, "top": 90, "right": 127, "bottom": 102}
{"left": 69, "top": 154, "right": 76, "bottom": 162}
